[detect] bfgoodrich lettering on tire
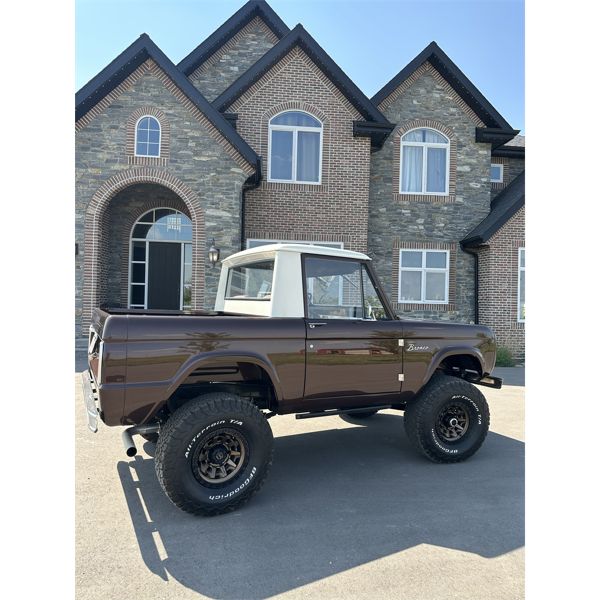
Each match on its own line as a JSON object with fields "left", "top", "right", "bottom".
{"left": 154, "top": 392, "right": 273, "bottom": 516}
{"left": 403, "top": 373, "right": 490, "bottom": 463}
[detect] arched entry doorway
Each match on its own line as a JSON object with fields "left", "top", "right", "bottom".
{"left": 81, "top": 169, "right": 206, "bottom": 334}
{"left": 129, "top": 208, "right": 192, "bottom": 310}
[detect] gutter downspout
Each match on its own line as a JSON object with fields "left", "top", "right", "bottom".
{"left": 461, "top": 245, "right": 479, "bottom": 325}
{"left": 241, "top": 157, "right": 262, "bottom": 250}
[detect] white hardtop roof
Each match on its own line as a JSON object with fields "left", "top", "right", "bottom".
{"left": 222, "top": 243, "right": 371, "bottom": 266}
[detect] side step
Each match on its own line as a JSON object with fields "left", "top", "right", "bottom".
{"left": 296, "top": 405, "right": 392, "bottom": 420}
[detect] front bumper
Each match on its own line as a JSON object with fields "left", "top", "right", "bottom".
{"left": 81, "top": 370, "right": 99, "bottom": 433}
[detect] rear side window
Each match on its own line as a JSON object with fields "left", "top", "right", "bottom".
{"left": 226, "top": 260, "right": 274, "bottom": 300}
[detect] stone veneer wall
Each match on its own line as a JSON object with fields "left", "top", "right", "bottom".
{"left": 476, "top": 207, "right": 525, "bottom": 362}
{"left": 75, "top": 59, "right": 252, "bottom": 338}
{"left": 369, "top": 62, "right": 492, "bottom": 322}
{"left": 230, "top": 47, "right": 372, "bottom": 252}
{"left": 188, "top": 17, "right": 280, "bottom": 101}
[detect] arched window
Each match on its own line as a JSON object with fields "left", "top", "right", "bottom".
{"left": 400, "top": 128, "right": 449, "bottom": 195}
{"left": 135, "top": 116, "right": 161, "bottom": 157}
{"left": 268, "top": 111, "right": 322, "bottom": 184}
{"left": 129, "top": 208, "right": 192, "bottom": 309}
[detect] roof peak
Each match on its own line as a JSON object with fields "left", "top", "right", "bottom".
{"left": 213, "top": 22, "right": 391, "bottom": 131}
{"left": 372, "top": 40, "right": 513, "bottom": 132}
{"left": 75, "top": 33, "right": 260, "bottom": 172}
{"left": 178, "top": 0, "right": 289, "bottom": 76}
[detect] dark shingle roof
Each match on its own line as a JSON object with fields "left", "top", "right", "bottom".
{"left": 372, "top": 41, "right": 516, "bottom": 135}
{"left": 178, "top": 1, "right": 290, "bottom": 76}
{"left": 462, "top": 171, "right": 525, "bottom": 247}
{"left": 212, "top": 24, "right": 393, "bottom": 146}
{"left": 75, "top": 33, "right": 260, "bottom": 172}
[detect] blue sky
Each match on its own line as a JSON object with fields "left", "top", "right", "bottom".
{"left": 76, "top": 0, "right": 524, "bottom": 131}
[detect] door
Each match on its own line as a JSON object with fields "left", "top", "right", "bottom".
{"left": 303, "top": 255, "right": 403, "bottom": 406}
{"left": 147, "top": 242, "right": 182, "bottom": 309}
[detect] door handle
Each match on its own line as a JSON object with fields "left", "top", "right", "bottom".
{"left": 308, "top": 322, "right": 327, "bottom": 328}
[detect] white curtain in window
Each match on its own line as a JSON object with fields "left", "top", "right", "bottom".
{"left": 426, "top": 147, "right": 447, "bottom": 193}
{"left": 271, "top": 130, "right": 293, "bottom": 180}
{"left": 297, "top": 131, "right": 320, "bottom": 182}
{"left": 401, "top": 146, "right": 423, "bottom": 192}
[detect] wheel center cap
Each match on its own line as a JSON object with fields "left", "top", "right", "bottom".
{"left": 210, "top": 445, "right": 228, "bottom": 465}
{"left": 449, "top": 417, "right": 458, "bottom": 427}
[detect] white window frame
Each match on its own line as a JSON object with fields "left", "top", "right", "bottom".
{"left": 400, "top": 128, "right": 450, "bottom": 196}
{"left": 128, "top": 208, "right": 191, "bottom": 310}
{"left": 517, "top": 247, "right": 525, "bottom": 322}
{"left": 490, "top": 163, "right": 504, "bottom": 183}
{"left": 134, "top": 115, "right": 161, "bottom": 158}
{"left": 267, "top": 111, "right": 323, "bottom": 185}
{"left": 398, "top": 249, "right": 450, "bottom": 304}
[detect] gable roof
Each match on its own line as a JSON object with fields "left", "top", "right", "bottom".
{"left": 212, "top": 24, "right": 392, "bottom": 146}
{"left": 75, "top": 33, "right": 260, "bottom": 173}
{"left": 178, "top": 1, "right": 290, "bottom": 77}
{"left": 461, "top": 171, "right": 525, "bottom": 247}
{"left": 372, "top": 42, "right": 518, "bottom": 145}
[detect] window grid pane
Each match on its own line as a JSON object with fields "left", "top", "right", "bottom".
{"left": 399, "top": 250, "right": 449, "bottom": 304}
{"left": 135, "top": 116, "right": 161, "bottom": 157}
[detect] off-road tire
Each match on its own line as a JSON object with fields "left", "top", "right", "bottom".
{"left": 348, "top": 409, "right": 379, "bottom": 419}
{"left": 404, "top": 373, "right": 490, "bottom": 463}
{"left": 155, "top": 392, "right": 273, "bottom": 516}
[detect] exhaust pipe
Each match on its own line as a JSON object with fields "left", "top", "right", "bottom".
{"left": 121, "top": 424, "right": 161, "bottom": 457}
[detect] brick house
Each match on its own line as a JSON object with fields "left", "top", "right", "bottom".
{"left": 75, "top": 0, "right": 525, "bottom": 360}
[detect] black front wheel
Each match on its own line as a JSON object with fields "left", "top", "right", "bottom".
{"left": 154, "top": 392, "right": 273, "bottom": 516}
{"left": 404, "top": 373, "right": 490, "bottom": 463}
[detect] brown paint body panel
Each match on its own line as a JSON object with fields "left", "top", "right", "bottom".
{"left": 89, "top": 308, "right": 496, "bottom": 426}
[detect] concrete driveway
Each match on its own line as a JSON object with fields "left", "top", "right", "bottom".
{"left": 75, "top": 369, "right": 524, "bottom": 600}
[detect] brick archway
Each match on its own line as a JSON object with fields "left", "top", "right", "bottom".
{"left": 82, "top": 168, "right": 206, "bottom": 332}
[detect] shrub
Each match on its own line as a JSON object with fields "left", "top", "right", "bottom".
{"left": 495, "top": 346, "right": 515, "bottom": 367}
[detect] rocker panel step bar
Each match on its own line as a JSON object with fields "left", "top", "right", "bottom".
{"left": 295, "top": 405, "right": 392, "bottom": 420}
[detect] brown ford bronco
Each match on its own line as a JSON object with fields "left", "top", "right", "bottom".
{"left": 83, "top": 244, "right": 501, "bottom": 516}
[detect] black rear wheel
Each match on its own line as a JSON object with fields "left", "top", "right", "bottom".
{"left": 155, "top": 392, "right": 273, "bottom": 516}
{"left": 404, "top": 373, "right": 490, "bottom": 463}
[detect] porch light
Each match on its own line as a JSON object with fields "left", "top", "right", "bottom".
{"left": 208, "top": 238, "right": 220, "bottom": 267}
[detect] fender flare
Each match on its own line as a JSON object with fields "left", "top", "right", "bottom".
{"left": 421, "top": 346, "right": 485, "bottom": 388}
{"left": 166, "top": 350, "right": 284, "bottom": 404}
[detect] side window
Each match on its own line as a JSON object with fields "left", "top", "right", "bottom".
{"left": 226, "top": 260, "right": 274, "bottom": 300}
{"left": 304, "top": 257, "right": 390, "bottom": 320}
{"left": 305, "top": 257, "right": 363, "bottom": 319}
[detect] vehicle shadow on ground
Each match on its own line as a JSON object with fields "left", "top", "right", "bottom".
{"left": 117, "top": 413, "right": 524, "bottom": 599}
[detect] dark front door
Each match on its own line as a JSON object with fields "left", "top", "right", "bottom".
{"left": 147, "top": 242, "right": 181, "bottom": 309}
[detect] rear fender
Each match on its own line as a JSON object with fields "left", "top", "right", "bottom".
{"left": 167, "top": 351, "right": 284, "bottom": 404}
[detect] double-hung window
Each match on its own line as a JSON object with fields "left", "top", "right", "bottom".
{"left": 400, "top": 128, "right": 449, "bottom": 195}
{"left": 268, "top": 111, "right": 322, "bottom": 184}
{"left": 399, "top": 249, "right": 449, "bottom": 304}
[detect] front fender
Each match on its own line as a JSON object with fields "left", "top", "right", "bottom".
{"left": 422, "top": 346, "right": 485, "bottom": 387}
